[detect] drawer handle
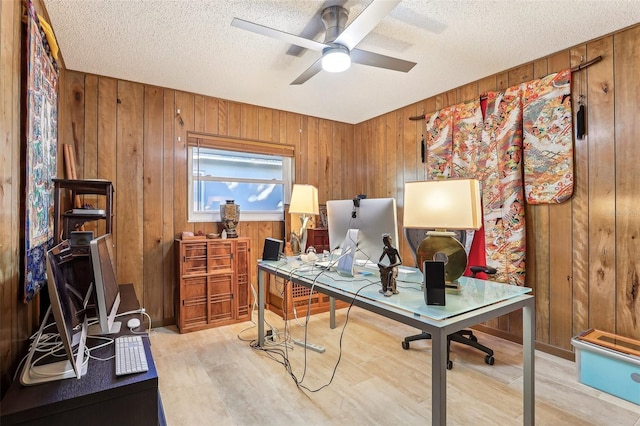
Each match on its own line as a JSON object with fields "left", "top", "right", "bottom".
{"left": 631, "top": 373, "right": 640, "bottom": 383}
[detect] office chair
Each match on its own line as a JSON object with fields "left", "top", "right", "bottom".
{"left": 401, "top": 228, "right": 496, "bottom": 370}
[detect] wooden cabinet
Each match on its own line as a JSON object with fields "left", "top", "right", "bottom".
{"left": 175, "top": 238, "right": 250, "bottom": 333}
{"left": 266, "top": 275, "right": 349, "bottom": 320}
{"left": 306, "top": 228, "right": 329, "bottom": 253}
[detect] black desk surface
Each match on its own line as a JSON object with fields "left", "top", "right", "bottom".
{"left": 1, "top": 284, "right": 160, "bottom": 426}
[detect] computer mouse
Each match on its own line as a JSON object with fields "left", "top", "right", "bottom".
{"left": 127, "top": 317, "right": 141, "bottom": 329}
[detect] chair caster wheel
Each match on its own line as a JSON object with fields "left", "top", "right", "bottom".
{"left": 402, "top": 341, "right": 410, "bottom": 350}
{"left": 447, "top": 360, "right": 453, "bottom": 370}
{"left": 485, "top": 355, "right": 495, "bottom": 365}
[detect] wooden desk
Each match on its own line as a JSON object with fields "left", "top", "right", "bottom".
{"left": 1, "top": 284, "right": 163, "bottom": 426}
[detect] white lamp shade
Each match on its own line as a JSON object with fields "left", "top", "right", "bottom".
{"left": 322, "top": 45, "right": 351, "bottom": 73}
{"left": 403, "top": 179, "right": 482, "bottom": 230}
{"left": 289, "top": 184, "right": 319, "bottom": 215}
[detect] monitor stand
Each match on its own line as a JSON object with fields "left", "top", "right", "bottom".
{"left": 20, "top": 308, "right": 89, "bottom": 386}
{"left": 87, "top": 320, "right": 122, "bottom": 336}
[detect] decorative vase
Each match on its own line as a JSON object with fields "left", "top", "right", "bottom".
{"left": 220, "top": 200, "right": 240, "bottom": 238}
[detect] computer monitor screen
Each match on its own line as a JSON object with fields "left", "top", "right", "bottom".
{"left": 21, "top": 240, "right": 89, "bottom": 385}
{"left": 327, "top": 197, "right": 399, "bottom": 264}
{"left": 89, "top": 233, "right": 121, "bottom": 335}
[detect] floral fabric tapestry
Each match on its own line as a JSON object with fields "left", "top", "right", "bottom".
{"left": 24, "top": 0, "right": 58, "bottom": 302}
{"left": 522, "top": 68, "right": 574, "bottom": 204}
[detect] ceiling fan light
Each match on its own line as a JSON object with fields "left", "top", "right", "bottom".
{"left": 322, "top": 45, "right": 351, "bottom": 73}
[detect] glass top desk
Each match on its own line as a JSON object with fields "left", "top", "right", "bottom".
{"left": 257, "top": 258, "right": 535, "bottom": 426}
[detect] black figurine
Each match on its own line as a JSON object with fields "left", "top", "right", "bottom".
{"left": 378, "top": 233, "right": 401, "bottom": 297}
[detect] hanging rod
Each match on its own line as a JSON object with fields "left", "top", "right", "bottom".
{"left": 409, "top": 56, "right": 604, "bottom": 121}
{"left": 571, "top": 55, "right": 602, "bottom": 72}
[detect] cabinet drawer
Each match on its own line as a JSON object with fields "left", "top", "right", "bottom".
{"left": 208, "top": 241, "right": 233, "bottom": 273}
{"left": 182, "top": 242, "right": 208, "bottom": 275}
{"left": 210, "top": 293, "right": 234, "bottom": 322}
{"left": 182, "top": 299, "right": 208, "bottom": 328}
{"left": 182, "top": 276, "right": 207, "bottom": 299}
{"left": 209, "top": 274, "right": 233, "bottom": 294}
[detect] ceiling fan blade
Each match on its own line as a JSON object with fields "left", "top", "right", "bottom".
{"left": 231, "top": 18, "right": 326, "bottom": 52}
{"left": 334, "top": 0, "right": 401, "bottom": 50}
{"left": 350, "top": 48, "right": 416, "bottom": 72}
{"left": 290, "top": 58, "right": 324, "bottom": 85}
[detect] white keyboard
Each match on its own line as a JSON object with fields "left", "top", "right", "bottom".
{"left": 115, "top": 335, "right": 149, "bottom": 376}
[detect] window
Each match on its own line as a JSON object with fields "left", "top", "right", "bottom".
{"left": 187, "top": 134, "right": 294, "bottom": 222}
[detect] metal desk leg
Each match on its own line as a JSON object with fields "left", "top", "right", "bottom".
{"left": 329, "top": 296, "right": 336, "bottom": 329}
{"left": 431, "top": 329, "right": 447, "bottom": 426}
{"left": 258, "top": 269, "right": 265, "bottom": 348}
{"left": 523, "top": 298, "right": 536, "bottom": 426}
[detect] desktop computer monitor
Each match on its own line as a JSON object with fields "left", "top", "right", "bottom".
{"left": 326, "top": 197, "right": 399, "bottom": 264}
{"left": 89, "top": 233, "right": 121, "bottom": 335}
{"left": 21, "top": 240, "right": 90, "bottom": 385}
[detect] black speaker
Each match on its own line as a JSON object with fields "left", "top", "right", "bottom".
{"left": 423, "top": 260, "right": 446, "bottom": 306}
{"left": 262, "top": 238, "right": 283, "bottom": 261}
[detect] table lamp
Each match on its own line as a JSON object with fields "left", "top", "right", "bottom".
{"left": 403, "top": 178, "right": 482, "bottom": 290}
{"left": 289, "top": 184, "right": 319, "bottom": 254}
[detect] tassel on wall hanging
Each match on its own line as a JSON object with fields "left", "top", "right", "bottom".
{"left": 575, "top": 62, "right": 586, "bottom": 139}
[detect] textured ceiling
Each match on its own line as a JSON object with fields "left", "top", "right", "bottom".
{"left": 43, "top": 0, "right": 640, "bottom": 124}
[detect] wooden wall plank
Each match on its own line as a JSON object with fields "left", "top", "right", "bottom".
{"left": 83, "top": 75, "right": 98, "bottom": 177}
{"left": 218, "top": 99, "right": 229, "bottom": 136}
{"left": 545, "top": 51, "right": 573, "bottom": 349}
{"left": 582, "top": 38, "right": 616, "bottom": 334}
{"left": 241, "top": 103, "right": 258, "bottom": 140}
{"left": 385, "top": 112, "right": 398, "bottom": 200}
{"left": 528, "top": 58, "right": 549, "bottom": 342}
{"left": 204, "top": 96, "right": 219, "bottom": 134}
{"left": 194, "top": 95, "right": 204, "bottom": 133}
{"left": 97, "top": 77, "right": 118, "bottom": 236}
{"left": 0, "top": 0, "right": 29, "bottom": 396}
{"left": 143, "top": 85, "right": 165, "bottom": 317}
{"left": 162, "top": 90, "right": 176, "bottom": 322}
{"left": 82, "top": 75, "right": 100, "bottom": 236}
{"left": 228, "top": 101, "right": 241, "bottom": 137}
{"left": 298, "top": 116, "right": 309, "bottom": 185}
{"left": 570, "top": 42, "right": 590, "bottom": 338}
{"left": 258, "top": 106, "right": 273, "bottom": 142}
{"left": 614, "top": 25, "right": 640, "bottom": 338}
{"left": 173, "top": 91, "right": 194, "bottom": 236}
{"left": 64, "top": 72, "right": 86, "bottom": 180}
{"left": 306, "top": 117, "right": 320, "bottom": 192}
{"left": 456, "top": 81, "right": 478, "bottom": 103}
{"left": 318, "top": 119, "right": 331, "bottom": 204}
{"left": 116, "top": 81, "right": 145, "bottom": 299}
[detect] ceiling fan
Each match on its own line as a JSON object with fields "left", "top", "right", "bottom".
{"left": 231, "top": 0, "right": 417, "bottom": 85}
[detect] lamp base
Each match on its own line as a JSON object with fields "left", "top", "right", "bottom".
{"left": 416, "top": 231, "right": 468, "bottom": 284}
{"left": 445, "top": 281, "right": 462, "bottom": 294}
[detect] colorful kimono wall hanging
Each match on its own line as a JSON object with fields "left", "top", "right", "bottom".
{"left": 522, "top": 69, "right": 574, "bottom": 204}
{"left": 480, "top": 88, "right": 527, "bottom": 286}
{"left": 424, "top": 107, "right": 454, "bottom": 179}
{"left": 452, "top": 99, "right": 483, "bottom": 178}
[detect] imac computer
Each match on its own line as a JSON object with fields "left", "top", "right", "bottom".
{"left": 326, "top": 197, "right": 399, "bottom": 265}
{"left": 21, "top": 240, "right": 90, "bottom": 385}
{"left": 89, "top": 233, "right": 122, "bottom": 335}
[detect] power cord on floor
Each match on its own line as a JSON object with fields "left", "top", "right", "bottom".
{"left": 251, "top": 266, "right": 379, "bottom": 392}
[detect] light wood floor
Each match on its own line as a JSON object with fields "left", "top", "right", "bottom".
{"left": 150, "top": 307, "right": 640, "bottom": 425}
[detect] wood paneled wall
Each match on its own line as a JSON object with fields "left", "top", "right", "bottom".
{"left": 0, "top": 0, "right": 36, "bottom": 396}
{"left": 56, "top": 70, "right": 358, "bottom": 328}
{"left": 355, "top": 24, "right": 640, "bottom": 358}
{"left": 3, "top": 9, "right": 640, "bottom": 394}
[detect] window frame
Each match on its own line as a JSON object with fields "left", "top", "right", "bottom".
{"left": 187, "top": 133, "right": 295, "bottom": 223}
